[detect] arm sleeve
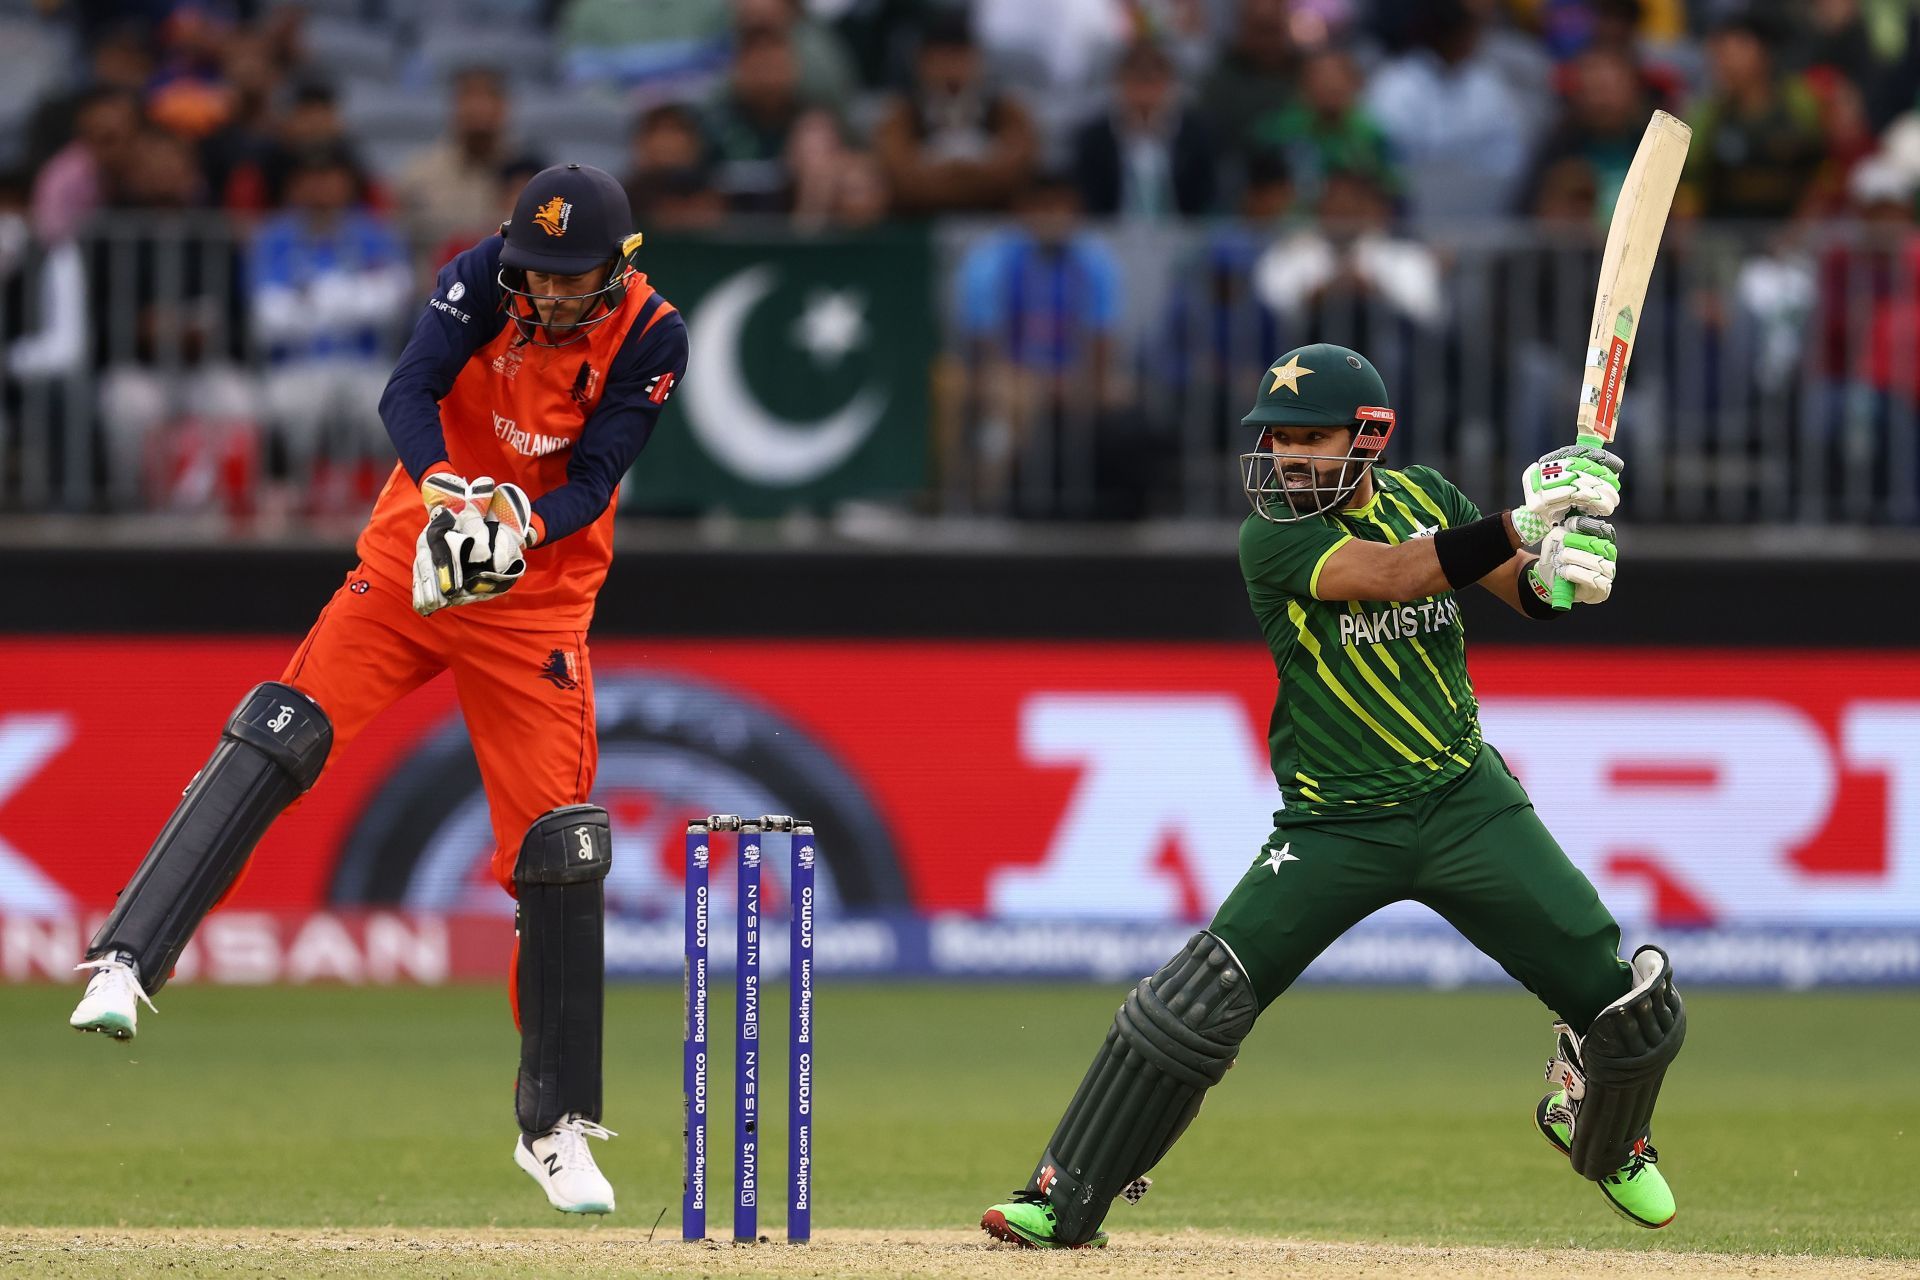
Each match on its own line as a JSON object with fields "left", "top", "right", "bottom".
{"left": 1238, "top": 515, "right": 1353, "bottom": 603}
{"left": 376, "top": 237, "right": 507, "bottom": 484}
{"left": 529, "top": 303, "right": 690, "bottom": 545}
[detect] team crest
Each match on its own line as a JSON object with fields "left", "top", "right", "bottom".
{"left": 539, "top": 648, "right": 581, "bottom": 690}
{"left": 533, "top": 196, "right": 571, "bottom": 238}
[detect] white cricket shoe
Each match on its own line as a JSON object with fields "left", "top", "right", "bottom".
{"left": 515, "top": 1114, "right": 617, "bottom": 1214}
{"left": 69, "top": 952, "right": 155, "bottom": 1040}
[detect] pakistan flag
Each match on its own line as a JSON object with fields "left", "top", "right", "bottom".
{"left": 623, "top": 229, "right": 935, "bottom": 513}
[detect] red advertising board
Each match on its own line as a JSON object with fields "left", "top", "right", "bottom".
{"left": 3, "top": 641, "right": 1917, "bottom": 966}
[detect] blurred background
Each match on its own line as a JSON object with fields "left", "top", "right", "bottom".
{"left": 2, "top": 0, "right": 1918, "bottom": 993}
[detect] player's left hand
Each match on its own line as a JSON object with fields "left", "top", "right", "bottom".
{"left": 1517, "top": 445, "right": 1622, "bottom": 541}
{"left": 1526, "top": 516, "right": 1617, "bottom": 607}
{"left": 462, "top": 477, "right": 534, "bottom": 601}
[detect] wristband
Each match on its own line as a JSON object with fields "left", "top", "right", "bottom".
{"left": 1518, "top": 562, "right": 1564, "bottom": 620}
{"left": 1433, "top": 513, "right": 1515, "bottom": 589}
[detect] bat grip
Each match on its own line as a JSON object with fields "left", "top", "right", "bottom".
{"left": 1553, "top": 431, "right": 1612, "bottom": 609}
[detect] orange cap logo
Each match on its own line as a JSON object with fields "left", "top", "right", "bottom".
{"left": 533, "top": 196, "right": 571, "bottom": 238}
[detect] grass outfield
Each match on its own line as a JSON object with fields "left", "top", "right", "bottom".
{"left": 0, "top": 983, "right": 1915, "bottom": 1273}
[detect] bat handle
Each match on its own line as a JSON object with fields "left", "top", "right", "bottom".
{"left": 1551, "top": 432, "right": 1612, "bottom": 610}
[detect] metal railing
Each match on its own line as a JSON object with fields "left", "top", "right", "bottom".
{"left": 4, "top": 215, "right": 1917, "bottom": 527}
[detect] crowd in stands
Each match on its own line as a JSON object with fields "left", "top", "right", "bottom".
{"left": 5, "top": 0, "right": 1920, "bottom": 518}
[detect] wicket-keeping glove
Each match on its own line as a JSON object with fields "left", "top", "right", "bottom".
{"left": 1515, "top": 445, "right": 1623, "bottom": 543}
{"left": 411, "top": 473, "right": 487, "bottom": 616}
{"left": 461, "top": 476, "right": 534, "bottom": 601}
{"left": 1525, "top": 515, "right": 1617, "bottom": 608}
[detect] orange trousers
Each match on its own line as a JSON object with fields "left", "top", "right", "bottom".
{"left": 281, "top": 565, "right": 598, "bottom": 895}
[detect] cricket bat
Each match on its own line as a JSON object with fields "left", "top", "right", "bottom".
{"left": 1557, "top": 108, "right": 1691, "bottom": 609}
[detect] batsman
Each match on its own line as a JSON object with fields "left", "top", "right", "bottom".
{"left": 64, "top": 164, "right": 688, "bottom": 1216}
{"left": 982, "top": 343, "right": 1686, "bottom": 1247}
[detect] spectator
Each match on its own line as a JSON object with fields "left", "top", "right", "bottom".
{"left": 395, "top": 67, "right": 522, "bottom": 250}
{"left": 1802, "top": 67, "right": 1879, "bottom": 220}
{"left": 733, "top": 0, "right": 858, "bottom": 115}
{"left": 786, "top": 108, "right": 890, "bottom": 231}
{"left": 428, "top": 154, "right": 544, "bottom": 270}
{"left": 248, "top": 143, "right": 411, "bottom": 503}
{"left": 146, "top": 6, "right": 236, "bottom": 142}
{"left": 645, "top": 166, "right": 733, "bottom": 231}
{"left": 1248, "top": 45, "right": 1394, "bottom": 209}
{"left": 1520, "top": 47, "right": 1652, "bottom": 221}
{"left": 1679, "top": 18, "right": 1825, "bottom": 222}
{"left": 1812, "top": 157, "right": 1920, "bottom": 516}
{"left": 199, "top": 30, "right": 285, "bottom": 209}
{"left": 22, "top": 24, "right": 153, "bottom": 177}
{"left": 2, "top": 169, "right": 86, "bottom": 387}
{"left": 624, "top": 102, "right": 715, "bottom": 219}
{"left": 90, "top": 129, "right": 256, "bottom": 510}
{"left": 1198, "top": 0, "right": 1297, "bottom": 160}
{"left": 30, "top": 87, "right": 140, "bottom": 245}
{"left": 706, "top": 22, "right": 819, "bottom": 213}
{"left": 223, "top": 79, "right": 376, "bottom": 214}
{"left": 1253, "top": 166, "right": 1444, "bottom": 337}
{"left": 1365, "top": 0, "right": 1542, "bottom": 223}
{"left": 874, "top": 11, "right": 1038, "bottom": 217}
{"left": 951, "top": 170, "right": 1123, "bottom": 511}
{"left": 1156, "top": 148, "right": 1294, "bottom": 441}
{"left": 973, "top": 0, "right": 1129, "bottom": 106}
{"left": 1070, "top": 38, "right": 1216, "bottom": 220}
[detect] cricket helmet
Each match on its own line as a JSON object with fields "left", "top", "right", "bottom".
{"left": 1239, "top": 342, "right": 1397, "bottom": 522}
{"left": 497, "top": 162, "right": 643, "bottom": 347}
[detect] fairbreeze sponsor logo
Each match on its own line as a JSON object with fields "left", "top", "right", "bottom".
{"left": 429, "top": 296, "right": 470, "bottom": 323}
{"left": 493, "top": 411, "right": 573, "bottom": 457}
{"left": 447, "top": 281, "right": 466, "bottom": 302}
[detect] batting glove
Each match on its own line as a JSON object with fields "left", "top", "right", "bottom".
{"left": 1525, "top": 515, "right": 1617, "bottom": 607}
{"left": 1516, "top": 445, "right": 1623, "bottom": 543}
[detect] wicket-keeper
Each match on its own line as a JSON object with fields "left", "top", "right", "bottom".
{"left": 69, "top": 163, "right": 688, "bottom": 1217}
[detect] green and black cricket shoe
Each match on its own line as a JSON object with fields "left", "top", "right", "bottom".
{"left": 1536, "top": 1090, "right": 1676, "bottom": 1229}
{"left": 980, "top": 1192, "right": 1109, "bottom": 1250}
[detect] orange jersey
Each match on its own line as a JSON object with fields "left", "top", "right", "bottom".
{"left": 362, "top": 234, "right": 688, "bottom": 629}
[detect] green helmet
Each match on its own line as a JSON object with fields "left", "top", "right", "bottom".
{"left": 1239, "top": 343, "right": 1398, "bottom": 523}
{"left": 1241, "top": 342, "right": 1391, "bottom": 427}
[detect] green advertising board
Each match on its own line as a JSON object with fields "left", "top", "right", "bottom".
{"left": 622, "top": 229, "right": 934, "bottom": 513}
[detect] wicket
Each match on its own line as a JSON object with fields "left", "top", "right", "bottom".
{"left": 684, "top": 814, "right": 815, "bottom": 1244}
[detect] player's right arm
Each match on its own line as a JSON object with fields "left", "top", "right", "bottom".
{"left": 378, "top": 236, "right": 510, "bottom": 489}
{"left": 1309, "top": 518, "right": 1526, "bottom": 602}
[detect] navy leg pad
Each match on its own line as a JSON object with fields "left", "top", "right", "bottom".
{"left": 514, "top": 804, "right": 612, "bottom": 1135}
{"left": 88, "top": 682, "right": 331, "bottom": 991}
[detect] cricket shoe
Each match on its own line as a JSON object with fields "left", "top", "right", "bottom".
{"left": 69, "top": 952, "right": 155, "bottom": 1041}
{"left": 1536, "top": 1090, "right": 1676, "bottom": 1229}
{"left": 515, "top": 1114, "right": 616, "bottom": 1214}
{"left": 980, "top": 1192, "right": 1109, "bottom": 1249}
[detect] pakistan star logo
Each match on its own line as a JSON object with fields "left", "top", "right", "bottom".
{"left": 1262, "top": 843, "right": 1300, "bottom": 874}
{"left": 1266, "top": 355, "right": 1313, "bottom": 395}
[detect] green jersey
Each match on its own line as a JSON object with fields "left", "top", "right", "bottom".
{"left": 1238, "top": 466, "right": 1485, "bottom": 815}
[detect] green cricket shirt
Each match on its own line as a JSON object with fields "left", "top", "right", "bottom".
{"left": 1238, "top": 466, "right": 1486, "bottom": 815}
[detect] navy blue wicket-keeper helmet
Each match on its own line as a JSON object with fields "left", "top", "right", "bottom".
{"left": 497, "top": 162, "right": 645, "bottom": 347}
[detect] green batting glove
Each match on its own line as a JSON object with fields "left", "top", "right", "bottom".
{"left": 1520, "top": 445, "right": 1623, "bottom": 539}
{"left": 1533, "top": 516, "right": 1618, "bottom": 611}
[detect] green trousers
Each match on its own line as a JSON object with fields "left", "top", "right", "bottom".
{"left": 1210, "top": 745, "right": 1632, "bottom": 1032}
